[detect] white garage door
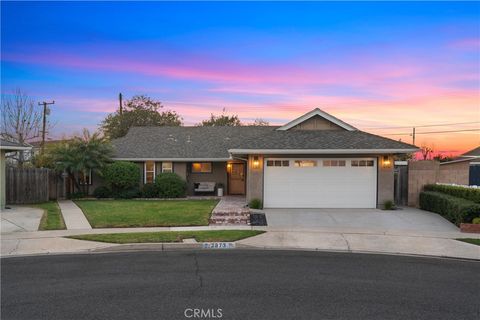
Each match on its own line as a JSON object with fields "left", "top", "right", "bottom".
{"left": 263, "top": 158, "right": 377, "bottom": 208}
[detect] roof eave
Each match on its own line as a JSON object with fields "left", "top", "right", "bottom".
{"left": 228, "top": 148, "right": 419, "bottom": 155}
{"left": 112, "top": 157, "right": 233, "bottom": 162}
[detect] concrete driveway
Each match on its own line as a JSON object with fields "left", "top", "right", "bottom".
{"left": 1, "top": 206, "right": 43, "bottom": 233}
{"left": 264, "top": 207, "right": 459, "bottom": 233}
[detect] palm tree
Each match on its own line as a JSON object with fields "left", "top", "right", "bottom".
{"left": 52, "top": 129, "right": 113, "bottom": 195}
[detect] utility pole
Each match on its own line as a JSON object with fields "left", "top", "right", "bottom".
{"left": 412, "top": 127, "right": 416, "bottom": 146}
{"left": 38, "top": 100, "right": 55, "bottom": 153}
{"left": 119, "top": 93, "right": 123, "bottom": 115}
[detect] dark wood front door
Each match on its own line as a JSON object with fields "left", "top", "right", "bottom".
{"left": 228, "top": 163, "right": 246, "bottom": 195}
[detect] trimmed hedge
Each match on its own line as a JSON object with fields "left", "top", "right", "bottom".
{"left": 419, "top": 191, "right": 480, "bottom": 225}
{"left": 103, "top": 161, "right": 141, "bottom": 192}
{"left": 141, "top": 183, "right": 159, "bottom": 198}
{"left": 93, "top": 186, "right": 111, "bottom": 198}
{"left": 154, "top": 173, "right": 187, "bottom": 198}
{"left": 424, "top": 184, "right": 480, "bottom": 204}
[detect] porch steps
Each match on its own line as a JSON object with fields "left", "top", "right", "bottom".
{"left": 209, "top": 211, "right": 251, "bottom": 225}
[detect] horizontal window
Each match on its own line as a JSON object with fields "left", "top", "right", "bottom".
{"left": 266, "top": 160, "right": 289, "bottom": 167}
{"left": 351, "top": 160, "right": 374, "bottom": 167}
{"left": 162, "top": 162, "right": 173, "bottom": 173}
{"left": 192, "top": 162, "right": 212, "bottom": 173}
{"left": 323, "top": 160, "right": 346, "bottom": 167}
{"left": 294, "top": 160, "right": 317, "bottom": 167}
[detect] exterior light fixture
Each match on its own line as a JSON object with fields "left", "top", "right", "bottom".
{"left": 226, "top": 163, "right": 232, "bottom": 172}
{"left": 252, "top": 156, "right": 260, "bottom": 169}
{"left": 383, "top": 155, "right": 391, "bottom": 168}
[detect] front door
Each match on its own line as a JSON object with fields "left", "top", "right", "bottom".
{"left": 228, "top": 163, "right": 246, "bottom": 195}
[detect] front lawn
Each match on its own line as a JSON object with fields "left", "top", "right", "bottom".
{"left": 456, "top": 238, "right": 480, "bottom": 246}
{"left": 74, "top": 199, "right": 218, "bottom": 228}
{"left": 68, "top": 230, "right": 264, "bottom": 243}
{"left": 29, "top": 201, "right": 66, "bottom": 230}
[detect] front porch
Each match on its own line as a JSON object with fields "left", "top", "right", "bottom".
{"left": 186, "top": 161, "right": 247, "bottom": 197}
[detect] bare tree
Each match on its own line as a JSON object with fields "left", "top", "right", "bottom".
{"left": 1, "top": 89, "right": 49, "bottom": 167}
{"left": 420, "top": 144, "right": 434, "bottom": 160}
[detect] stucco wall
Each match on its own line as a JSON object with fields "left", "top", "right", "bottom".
{"left": 290, "top": 115, "right": 344, "bottom": 131}
{"left": 407, "top": 160, "right": 439, "bottom": 207}
{"left": 377, "top": 155, "right": 394, "bottom": 208}
{"left": 438, "top": 161, "right": 469, "bottom": 185}
{"left": 246, "top": 155, "right": 264, "bottom": 203}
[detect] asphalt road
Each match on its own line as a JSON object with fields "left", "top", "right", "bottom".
{"left": 1, "top": 250, "right": 479, "bottom": 320}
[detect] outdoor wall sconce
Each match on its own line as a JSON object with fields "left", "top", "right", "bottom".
{"left": 226, "top": 163, "right": 232, "bottom": 172}
{"left": 382, "top": 155, "right": 392, "bottom": 168}
{"left": 252, "top": 156, "right": 260, "bottom": 169}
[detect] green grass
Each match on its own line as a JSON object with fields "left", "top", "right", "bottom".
{"left": 456, "top": 238, "right": 480, "bottom": 246}
{"left": 29, "top": 201, "right": 66, "bottom": 230}
{"left": 74, "top": 199, "right": 219, "bottom": 228}
{"left": 68, "top": 230, "right": 265, "bottom": 244}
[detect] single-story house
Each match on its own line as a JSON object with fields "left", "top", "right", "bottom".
{"left": 0, "top": 139, "right": 32, "bottom": 210}
{"left": 85, "top": 108, "right": 418, "bottom": 208}
{"left": 438, "top": 146, "right": 480, "bottom": 186}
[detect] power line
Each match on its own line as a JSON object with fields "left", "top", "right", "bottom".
{"left": 363, "top": 121, "right": 479, "bottom": 130}
{"left": 382, "top": 128, "right": 480, "bottom": 136}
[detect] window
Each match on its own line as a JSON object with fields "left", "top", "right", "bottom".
{"left": 144, "top": 161, "right": 156, "bottom": 183}
{"left": 78, "top": 169, "right": 92, "bottom": 185}
{"left": 351, "top": 160, "right": 374, "bottom": 167}
{"left": 294, "top": 160, "right": 317, "bottom": 167}
{"left": 266, "top": 160, "right": 289, "bottom": 167}
{"left": 162, "top": 162, "right": 173, "bottom": 173}
{"left": 192, "top": 162, "right": 212, "bottom": 173}
{"left": 323, "top": 160, "right": 346, "bottom": 167}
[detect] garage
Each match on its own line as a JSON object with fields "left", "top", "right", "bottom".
{"left": 263, "top": 158, "right": 377, "bottom": 208}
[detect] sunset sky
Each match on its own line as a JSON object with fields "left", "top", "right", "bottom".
{"left": 1, "top": 1, "right": 479, "bottom": 156}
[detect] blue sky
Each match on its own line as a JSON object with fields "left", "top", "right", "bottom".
{"left": 1, "top": 1, "right": 479, "bottom": 153}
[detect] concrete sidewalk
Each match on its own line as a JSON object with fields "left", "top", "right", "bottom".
{"left": 237, "top": 231, "right": 480, "bottom": 260}
{"left": 58, "top": 200, "right": 92, "bottom": 230}
{"left": 2, "top": 225, "right": 479, "bottom": 259}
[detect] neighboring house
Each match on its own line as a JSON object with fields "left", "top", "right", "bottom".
{"left": 438, "top": 146, "right": 480, "bottom": 186}
{"left": 82, "top": 108, "right": 417, "bottom": 209}
{"left": 0, "top": 139, "right": 32, "bottom": 209}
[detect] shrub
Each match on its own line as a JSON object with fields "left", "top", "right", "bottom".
{"left": 419, "top": 191, "right": 480, "bottom": 225}
{"left": 154, "top": 173, "right": 187, "bottom": 198}
{"left": 249, "top": 198, "right": 262, "bottom": 209}
{"left": 93, "top": 186, "right": 111, "bottom": 198}
{"left": 472, "top": 217, "right": 480, "bottom": 224}
{"left": 103, "top": 161, "right": 141, "bottom": 192}
{"left": 68, "top": 191, "right": 86, "bottom": 199}
{"left": 424, "top": 184, "right": 480, "bottom": 204}
{"left": 141, "top": 183, "right": 159, "bottom": 198}
{"left": 112, "top": 187, "right": 140, "bottom": 199}
{"left": 383, "top": 200, "right": 395, "bottom": 210}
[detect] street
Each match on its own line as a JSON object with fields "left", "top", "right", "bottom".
{"left": 1, "top": 250, "right": 479, "bottom": 320}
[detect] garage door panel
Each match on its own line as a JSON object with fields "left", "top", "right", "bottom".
{"left": 264, "top": 158, "right": 377, "bottom": 208}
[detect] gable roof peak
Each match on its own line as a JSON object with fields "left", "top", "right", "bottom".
{"left": 277, "top": 107, "right": 357, "bottom": 131}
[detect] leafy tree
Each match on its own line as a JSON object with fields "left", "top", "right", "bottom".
{"left": 51, "top": 129, "right": 113, "bottom": 195}
{"left": 197, "top": 108, "right": 242, "bottom": 126}
{"left": 100, "top": 95, "right": 182, "bottom": 139}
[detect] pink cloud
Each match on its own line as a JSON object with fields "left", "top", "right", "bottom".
{"left": 450, "top": 38, "right": 480, "bottom": 50}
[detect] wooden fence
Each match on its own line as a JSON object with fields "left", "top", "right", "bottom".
{"left": 5, "top": 167, "right": 65, "bottom": 204}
